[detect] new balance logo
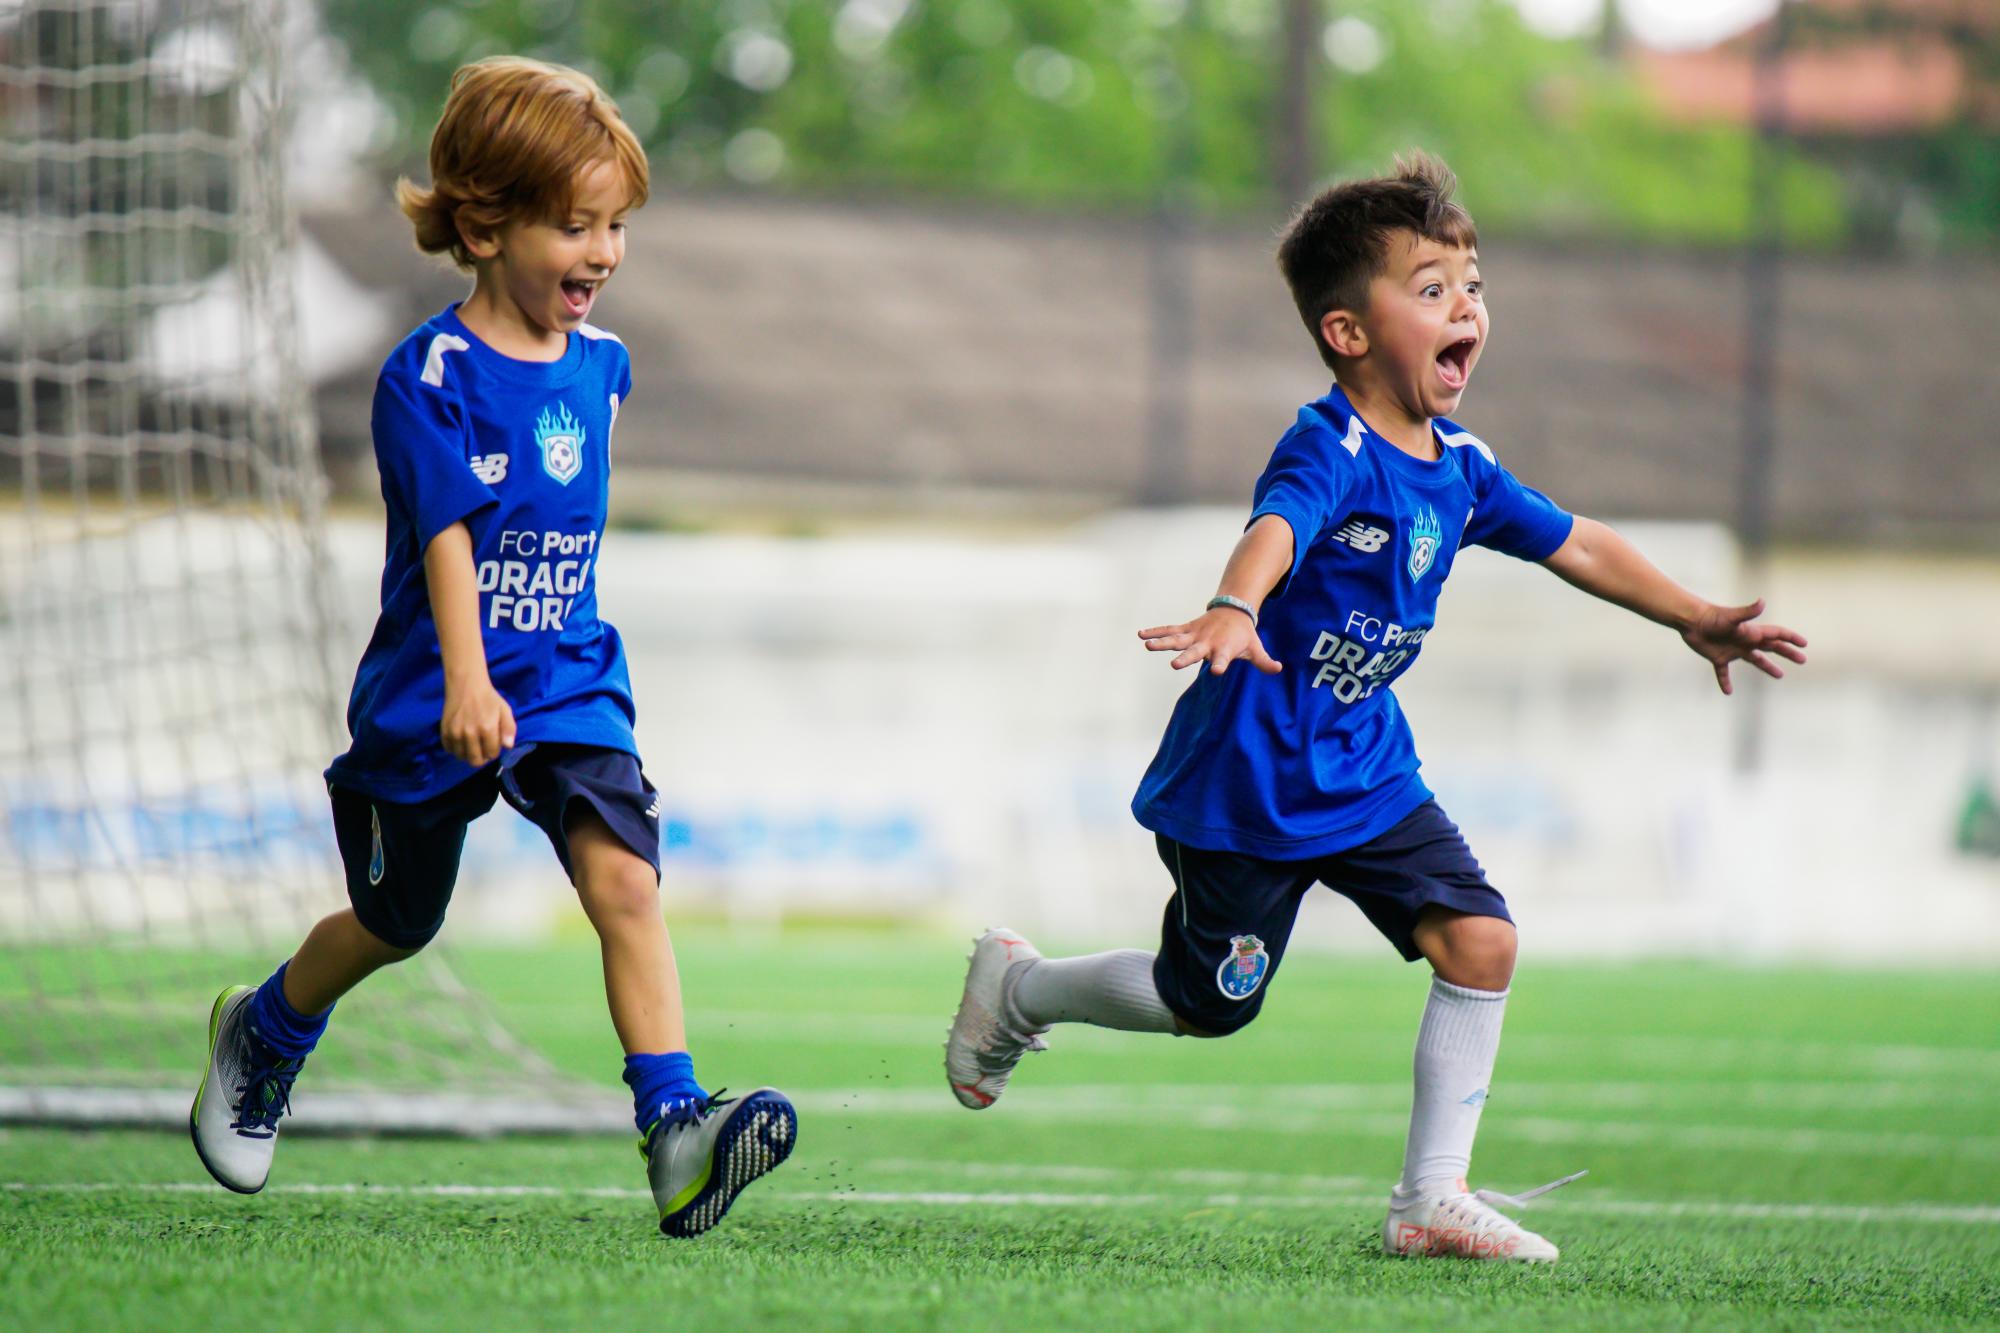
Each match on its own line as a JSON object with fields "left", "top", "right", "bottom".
{"left": 470, "top": 453, "right": 509, "bottom": 484}
{"left": 1331, "top": 520, "right": 1390, "bottom": 553}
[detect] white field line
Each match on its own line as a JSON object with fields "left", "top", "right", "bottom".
{"left": 5, "top": 1180, "right": 1997, "bottom": 1226}
{"left": 3, "top": 1074, "right": 1981, "bottom": 1111}
{"left": 803, "top": 1080, "right": 2000, "bottom": 1112}
{"left": 792, "top": 1086, "right": 2000, "bottom": 1160}
{"left": 710, "top": 1015, "right": 2000, "bottom": 1076}
{"left": 1507, "top": 1035, "right": 2000, "bottom": 1079}
{"left": 2, "top": 1181, "right": 653, "bottom": 1199}
{"left": 0, "top": 1075, "right": 1983, "bottom": 1113}
{"left": 864, "top": 1159, "right": 1379, "bottom": 1191}
{"left": 773, "top": 1192, "right": 2000, "bottom": 1225}
{"left": 1493, "top": 1116, "right": 2000, "bottom": 1162}
{"left": 7, "top": 1009, "right": 1992, "bottom": 1070}
{"left": 702, "top": 1014, "right": 2000, "bottom": 1074}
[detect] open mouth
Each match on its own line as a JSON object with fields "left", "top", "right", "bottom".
{"left": 1435, "top": 336, "right": 1476, "bottom": 391}
{"left": 559, "top": 278, "right": 599, "bottom": 317}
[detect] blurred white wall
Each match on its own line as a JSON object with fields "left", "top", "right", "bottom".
{"left": 10, "top": 510, "right": 1994, "bottom": 960}
{"left": 313, "top": 515, "right": 2000, "bottom": 963}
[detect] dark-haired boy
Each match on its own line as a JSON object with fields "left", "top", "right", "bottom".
{"left": 946, "top": 153, "right": 1805, "bottom": 1262}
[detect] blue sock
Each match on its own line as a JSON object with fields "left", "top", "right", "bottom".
{"left": 245, "top": 961, "right": 330, "bottom": 1062}
{"left": 624, "top": 1051, "right": 705, "bottom": 1134}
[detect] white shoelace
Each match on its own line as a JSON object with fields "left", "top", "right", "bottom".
{"left": 1474, "top": 1168, "right": 1589, "bottom": 1211}
{"left": 976, "top": 1023, "right": 1047, "bottom": 1073}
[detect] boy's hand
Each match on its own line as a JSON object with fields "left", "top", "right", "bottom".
{"left": 1138, "top": 608, "right": 1282, "bottom": 676}
{"left": 1680, "top": 598, "right": 1808, "bottom": 696}
{"left": 440, "top": 673, "right": 516, "bottom": 766}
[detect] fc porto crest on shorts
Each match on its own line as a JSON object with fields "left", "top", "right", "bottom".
{"left": 1216, "top": 933, "right": 1270, "bottom": 1001}
{"left": 1407, "top": 506, "right": 1442, "bottom": 582}
{"left": 535, "top": 402, "right": 584, "bottom": 485}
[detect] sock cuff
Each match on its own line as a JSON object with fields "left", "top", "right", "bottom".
{"left": 623, "top": 1050, "right": 704, "bottom": 1134}
{"left": 1000, "top": 958, "right": 1042, "bottom": 1032}
{"left": 246, "top": 962, "right": 330, "bottom": 1061}
{"left": 1417, "top": 975, "right": 1510, "bottom": 1067}
{"left": 264, "top": 961, "right": 319, "bottom": 1025}
{"left": 622, "top": 1050, "right": 695, "bottom": 1088}
{"left": 1430, "top": 976, "right": 1509, "bottom": 1003}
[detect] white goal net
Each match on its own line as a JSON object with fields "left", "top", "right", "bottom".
{"left": 0, "top": 0, "right": 607, "bottom": 1133}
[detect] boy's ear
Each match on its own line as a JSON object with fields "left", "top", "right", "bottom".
{"left": 456, "top": 211, "right": 502, "bottom": 262}
{"left": 1319, "top": 308, "right": 1367, "bottom": 360}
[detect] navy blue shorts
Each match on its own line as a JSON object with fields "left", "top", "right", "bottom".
{"left": 1150, "top": 799, "right": 1510, "bottom": 1035}
{"left": 329, "top": 743, "right": 661, "bottom": 950}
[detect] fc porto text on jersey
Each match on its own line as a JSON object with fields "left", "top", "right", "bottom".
{"left": 1133, "top": 385, "right": 1572, "bottom": 859}
{"left": 328, "top": 305, "right": 640, "bottom": 802}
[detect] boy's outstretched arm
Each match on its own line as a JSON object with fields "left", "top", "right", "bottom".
{"left": 1138, "top": 513, "right": 1295, "bottom": 676}
{"left": 425, "top": 521, "right": 516, "bottom": 765}
{"left": 1541, "top": 516, "right": 1808, "bottom": 695}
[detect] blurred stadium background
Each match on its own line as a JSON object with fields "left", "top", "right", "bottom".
{"left": 3, "top": 0, "right": 1998, "bottom": 1125}
{"left": 6, "top": 7, "right": 2000, "bottom": 1328}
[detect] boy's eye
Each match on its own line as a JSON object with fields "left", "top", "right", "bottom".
{"left": 1467, "top": 281, "right": 1483, "bottom": 297}
{"left": 1421, "top": 283, "right": 1442, "bottom": 298}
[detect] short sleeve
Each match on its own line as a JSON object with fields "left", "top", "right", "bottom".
{"left": 1463, "top": 456, "right": 1573, "bottom": 561}
{"left": 1248, "top": 422, "right": 1356, "bottom": 594}
{"left": 613, "top": 350, "right": 633, "bottom": 438}
{"left": 371, "top": 357, "right": 497, "bottom": 553}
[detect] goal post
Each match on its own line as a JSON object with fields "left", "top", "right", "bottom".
{"left": 0, "top": 0, "right": 615, "bottom": 1135}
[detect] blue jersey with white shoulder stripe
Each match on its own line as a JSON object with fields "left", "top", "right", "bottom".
{"left": 327, "top": 304, "right": 638, "bottom": 802}
{"left": 1132, "top": 383, "right": 1573, "bottom": 859}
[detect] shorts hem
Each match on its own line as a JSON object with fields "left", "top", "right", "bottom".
{"left": 1377, "top": 886, "right": 1512, "bottom": 962}
{"left": 1134, "top": 780, "right": 1432, "bottom": 861}
{"left": 549, "top": 788, "right": 661, "bottom": 883}
{"left": 347, "top": 905, "right": 438, "bottom": 952}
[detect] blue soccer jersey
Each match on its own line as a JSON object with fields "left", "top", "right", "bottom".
{"left": 326, "top": 304, "right": 639, "bottom": 802}
{"left": 1132, "top": 384, "right": 1574, "bottom": 859}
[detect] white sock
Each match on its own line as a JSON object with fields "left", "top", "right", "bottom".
{"left": 1007, "top": 950, "right": 1178, "bottom": 1033}
{"left": 1394, "top": 976, "right": 1509, "bottom": 1202}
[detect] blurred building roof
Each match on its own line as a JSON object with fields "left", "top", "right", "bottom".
{"left": 305, "top": 191, "right": 1997, "bottom": 548}
{"left": 1635, "top": 0, "right": 2000, "bottom": 134}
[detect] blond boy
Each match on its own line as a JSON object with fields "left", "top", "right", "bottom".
{"left": 191, "top": 58, "right": 795, "bottom": 1237}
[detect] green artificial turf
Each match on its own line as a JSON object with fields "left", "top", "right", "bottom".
{"left": 3, "top": 929, "right": 1997, "bottom": 1330}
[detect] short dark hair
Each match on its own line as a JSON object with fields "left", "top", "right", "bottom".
{"left": 1276, "top": 151, "right": 1477, "bottom": 369}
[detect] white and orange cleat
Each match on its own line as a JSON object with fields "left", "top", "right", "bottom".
{"left": 944, "top": 927, "right": 1049, "bottom": 1109}
{"left": 1384, "top": 1174, "right": 1579, "bottom": 1264}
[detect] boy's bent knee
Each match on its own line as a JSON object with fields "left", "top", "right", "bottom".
{"left": 1414, "top": 909, "right": 1517, "bottom": 991}
{"left": 578, "top": 859, "right": 661, "bottom": 926}
{"left": 353, "top": 911, "right": 438, "bottom": 956}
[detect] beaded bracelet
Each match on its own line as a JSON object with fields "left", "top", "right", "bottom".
{"left": 1205, "top": 594, "right": 1258, "bottom": 626}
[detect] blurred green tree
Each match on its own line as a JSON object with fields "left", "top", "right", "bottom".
{"left": 324, "top": 0, "right": 1855, "bottom": 245}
